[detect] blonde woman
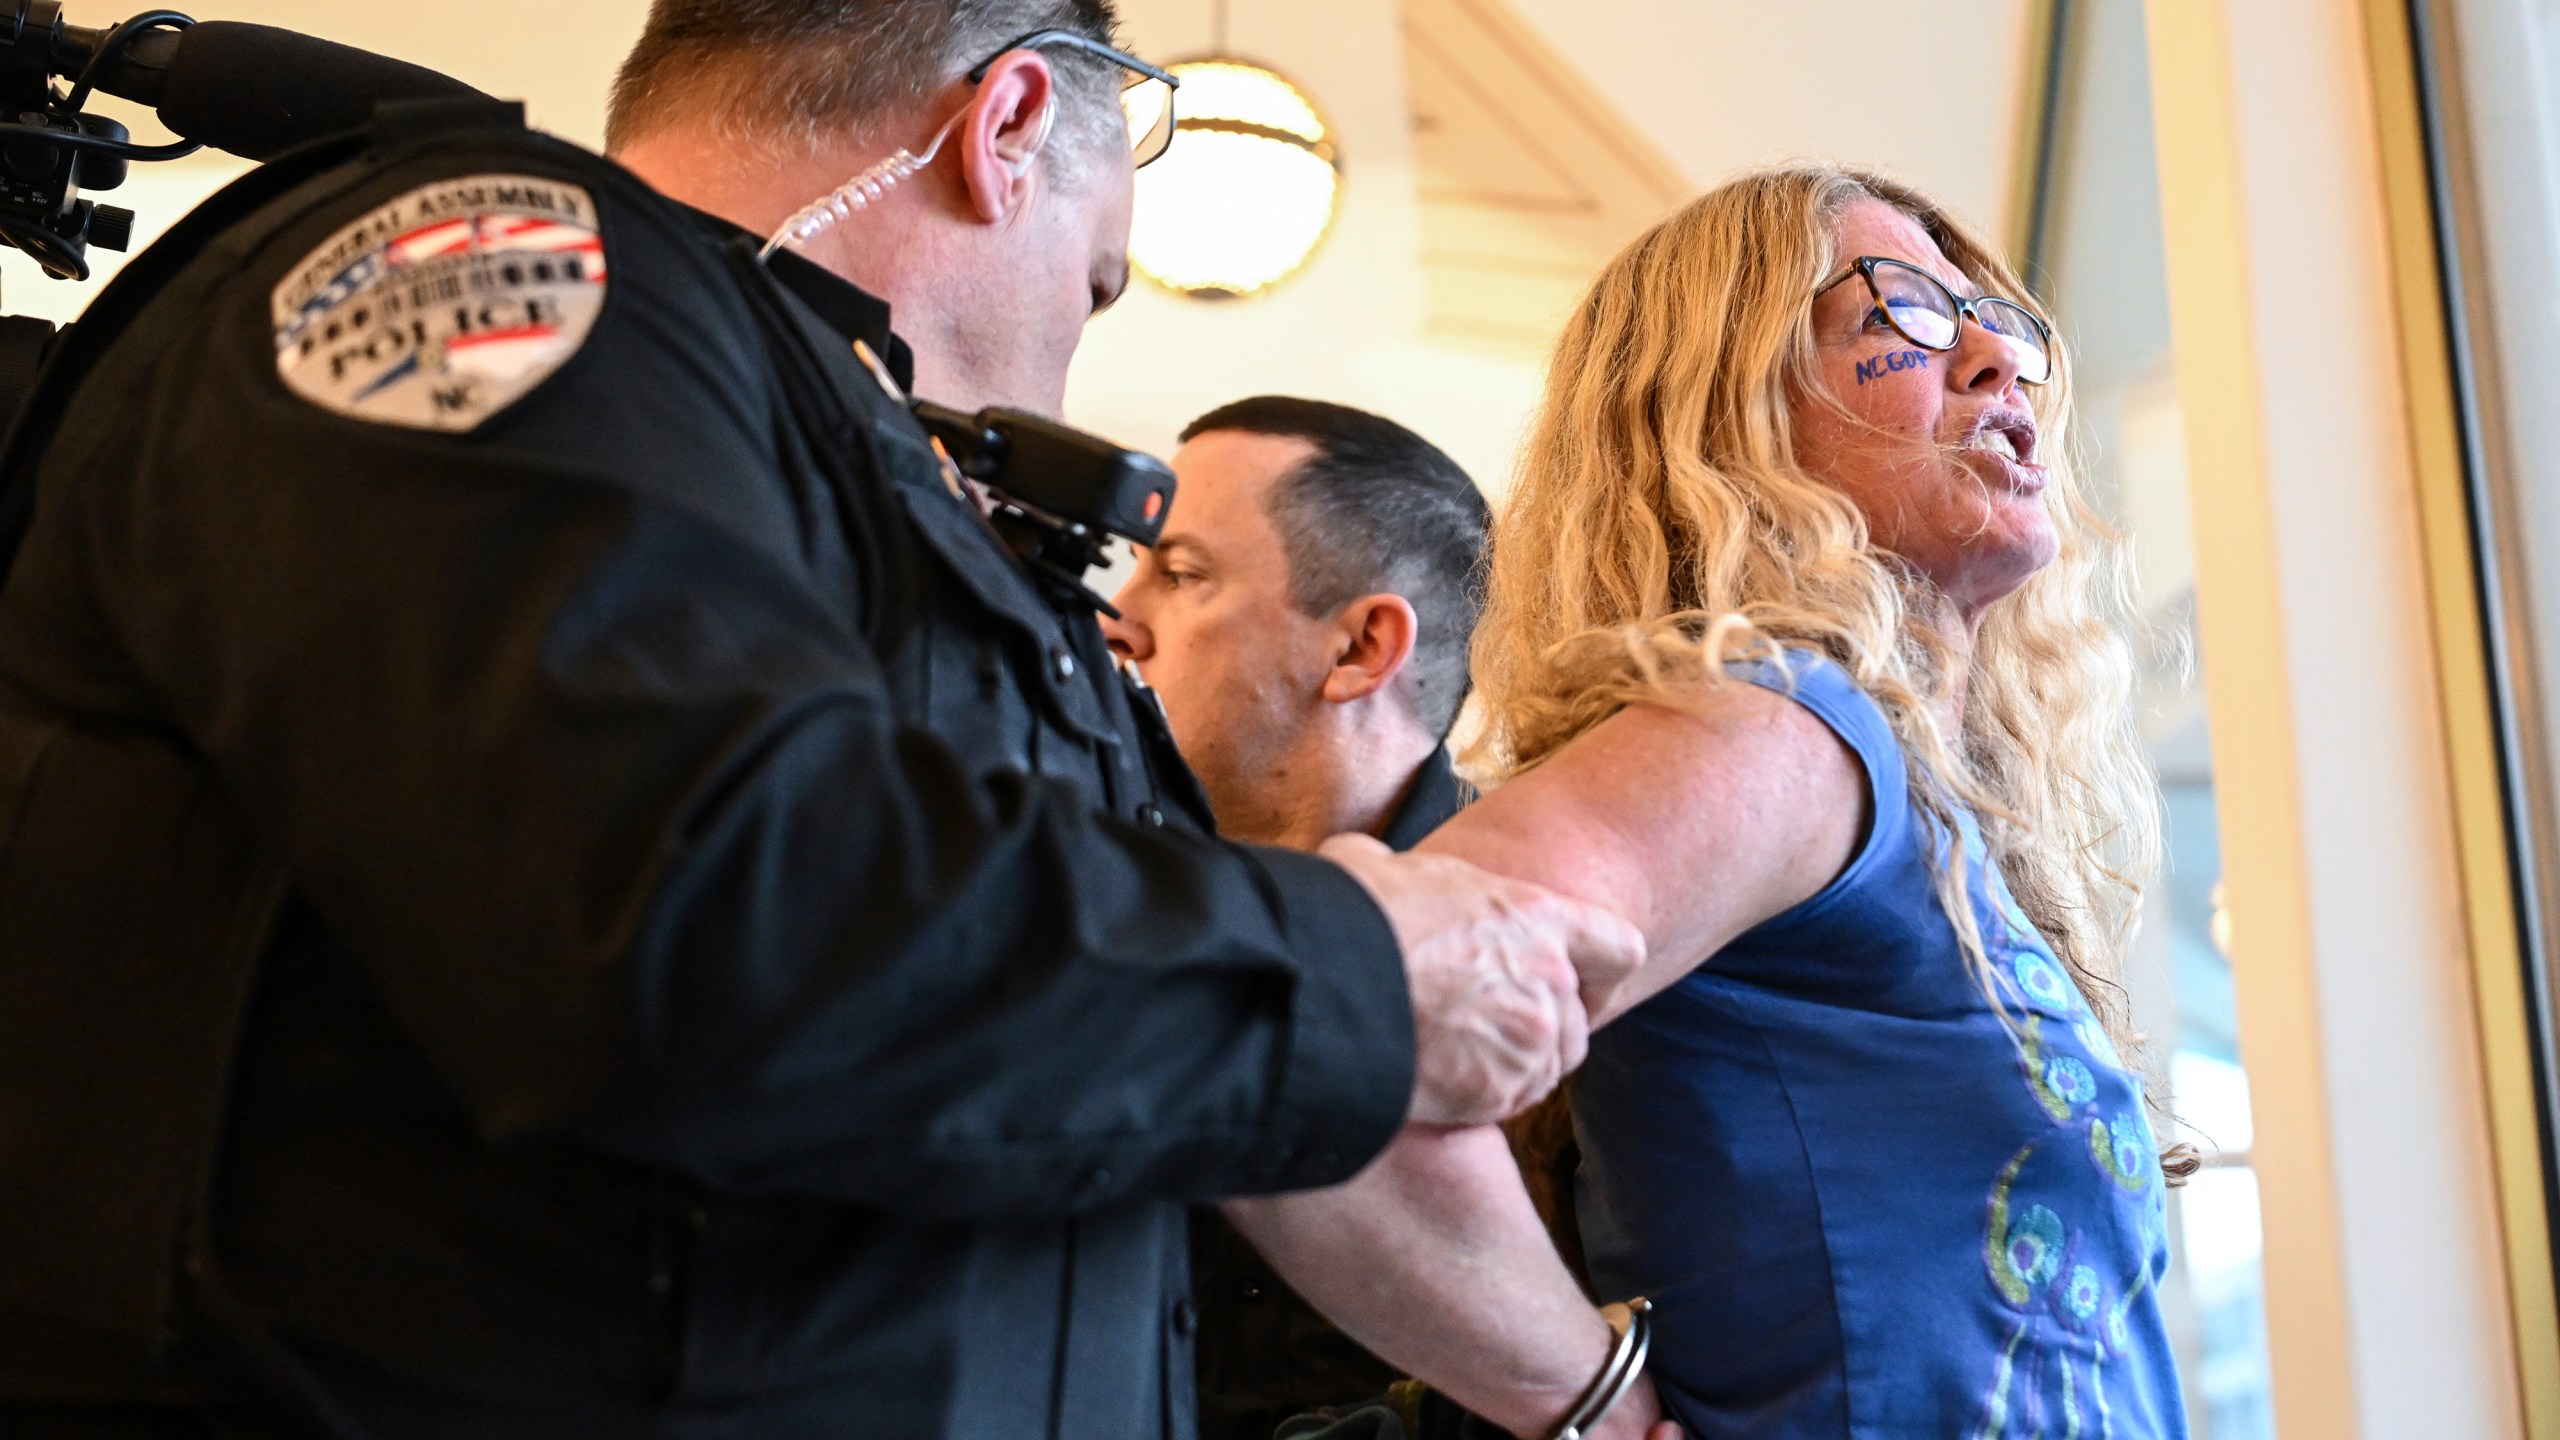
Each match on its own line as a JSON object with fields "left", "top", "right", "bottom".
{"left": 1229, "top": 164, "right": 2188, "bottom": 1439}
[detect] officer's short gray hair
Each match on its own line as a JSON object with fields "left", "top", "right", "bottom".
{"left": 607, "top": 0, "right": 1126, "bottom": 167}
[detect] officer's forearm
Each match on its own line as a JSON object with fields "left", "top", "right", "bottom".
{"left": 1220, "top": 1124, "right": 1663, "bottom": 1440}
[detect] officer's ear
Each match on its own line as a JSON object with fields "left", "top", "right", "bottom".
{"left": 1321, "top": 594, "right": 1420, "bottom": 707}
{"left": 957, "top": 51, "right": 1059, "bottom": 224}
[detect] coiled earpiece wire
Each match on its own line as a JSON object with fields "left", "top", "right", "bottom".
{"left": 759, "top": 97, "right": 1056, "bottom": 262}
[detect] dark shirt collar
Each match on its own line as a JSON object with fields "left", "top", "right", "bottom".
{"left": 685, "top": 206, "right": 916, "bottom": 393}
{"left": 1377, "top": 746, "right": 1473, "bottom": 853}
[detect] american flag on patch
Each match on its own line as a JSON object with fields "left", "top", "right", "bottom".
{"left": 385, "top": 214, "right": 609, "bottom": 280}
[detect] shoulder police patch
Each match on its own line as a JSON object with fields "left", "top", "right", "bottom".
{"left": 272, "top": 173, "right": 607, "bottom": 432}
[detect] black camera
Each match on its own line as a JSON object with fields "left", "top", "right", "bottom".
{"left": 0, "top": 6, "right": 495, "bottom": 428}
{"left": 0, "top": 2, "right": 200, "bottom": 283}
{"left": 911, "top": 400, "right": 1175, "bottom": 611}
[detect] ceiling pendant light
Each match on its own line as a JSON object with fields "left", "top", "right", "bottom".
{"left": 1127, "top": 6, "right": 1340, "bottom": 301}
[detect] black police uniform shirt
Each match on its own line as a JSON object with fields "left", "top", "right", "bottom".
{"left": 0, "top": 121, "right": 1415, "bottom": 1439}
{"left": 1193, "top": 747, "right": 1473, "bottom": 1440}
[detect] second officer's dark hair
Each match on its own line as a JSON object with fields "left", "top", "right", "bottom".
{"left": 1180, "top": 398, "right": 1492, "bottom": 740}
{"left": 607, "top": 0, "right": 1126, "bottom": 160}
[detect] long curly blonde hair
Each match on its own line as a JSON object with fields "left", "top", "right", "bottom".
{"left": 1473, "top": 164, "right": 2188, "bottom": 1176}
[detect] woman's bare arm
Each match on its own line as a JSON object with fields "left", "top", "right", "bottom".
{"left": 1227, "top": 682, "right": 1857, "bottom": 1438}
{"left": 1223, "top": 1124, "right": 1673, "bottom": 1440}
{"left": 1424, "top": 682, "right": 1867, "bottom": 1023}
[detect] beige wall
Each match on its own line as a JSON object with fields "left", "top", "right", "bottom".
{"left": 2149, "top": 0, "right": 2528, "bottom": 1432}
{"left": 1069, "top": 0, "right": 1545, "bottom": 494}
{"left": 1503, "top": 0, "right": 2033, "bottom": 238}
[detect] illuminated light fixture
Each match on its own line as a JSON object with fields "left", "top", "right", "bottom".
{"left": 1128, "top": 59, "right": 1341, "bottom": 300}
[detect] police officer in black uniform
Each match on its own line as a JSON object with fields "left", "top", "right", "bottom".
{"left": 0, "top": 2, "right": 1644, "bottom": 1436}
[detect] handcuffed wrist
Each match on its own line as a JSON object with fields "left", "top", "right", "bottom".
{"left": 1544, "top": 1298, "right": 1654, "bottom": 1440}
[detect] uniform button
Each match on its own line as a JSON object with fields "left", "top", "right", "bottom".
{"left": 1138, "top": 802, "right": 1165, "bottom": 827}
{"left": 1170, "top": 1297, "right": 1199, "bottom": 1337}
{"left": 1050, "top": 646, "right": 1077, "bottom": 681}
{"left": 647, "top": 1269, "right": 673, "bottom": 1297}
{"left": 686, "top": 1205, "right": 709, "bottom": 1233}
{"left": 1240, "top": 1281, "right": 1265, "bottom": 1302}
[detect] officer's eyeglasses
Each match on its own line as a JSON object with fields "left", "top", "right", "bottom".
{"left": 1812, "top": 256, "right": 2054, "bottom": 386}
{"left": 970, "top": 30, "right": 1180, "bottom": 169}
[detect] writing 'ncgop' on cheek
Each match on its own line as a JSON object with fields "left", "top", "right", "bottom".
{"left": 1854, "top": 350, "right": 1930, "bottom": 385}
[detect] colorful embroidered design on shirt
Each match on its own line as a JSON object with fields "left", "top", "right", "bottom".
{"left": 1974, "top": 879, "right": 2166, "bottom": 1440}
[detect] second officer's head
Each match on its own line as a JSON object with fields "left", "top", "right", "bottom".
{"left": 605, "top": 0, "right": 1162, "bottom": 418}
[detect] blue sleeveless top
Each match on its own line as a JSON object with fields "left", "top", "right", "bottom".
{"left": 1573, "top": 652, "right": 2185, "bottom": 1438}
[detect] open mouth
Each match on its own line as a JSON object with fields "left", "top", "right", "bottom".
{"left": 1964, "top": 408, "right": 2045, "bottom": 488}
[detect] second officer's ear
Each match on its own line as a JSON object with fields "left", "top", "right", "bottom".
{"left": 1320, "top": 593, "right": 1421, "bottom": 708}
{"left": 957, "top": 51, "right": 1059, "bottom": 223}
